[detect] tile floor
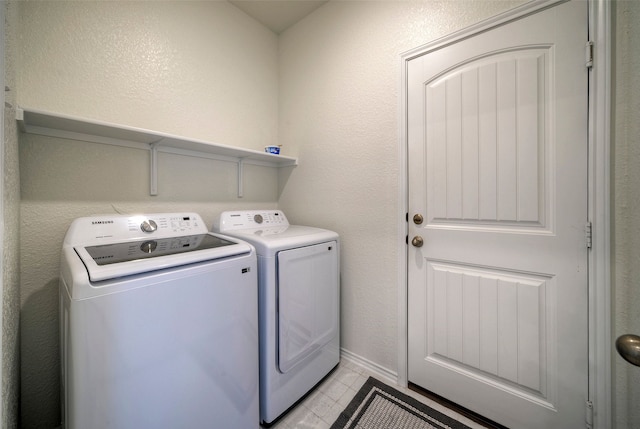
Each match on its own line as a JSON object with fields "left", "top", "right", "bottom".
{"left": 265, "top": 358, "right": 488, "bottom": 429}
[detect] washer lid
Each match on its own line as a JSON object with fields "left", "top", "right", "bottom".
{"left": 76, "top": 233, "right": 252, "bottom": 282}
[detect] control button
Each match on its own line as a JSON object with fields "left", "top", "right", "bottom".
{"left": 254, "top": 214, "right": 264, "bottom": 224}
{"left": 140, "top": 219, "right": 158, "bottom": 233}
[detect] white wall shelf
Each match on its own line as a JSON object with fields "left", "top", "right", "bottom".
{"left": 16, "top": 107, "right": 297, "bottom": 197}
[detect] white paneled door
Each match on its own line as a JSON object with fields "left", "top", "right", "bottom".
{"left": 407, "top": 2, "right": 589, "bottom": 428}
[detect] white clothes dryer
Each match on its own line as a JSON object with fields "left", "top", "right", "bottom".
{"left": 215, "top": 210, "right": 340, "bottom": 425}
{"left": 60, "top": 212, "right": 259, "bottom": 429}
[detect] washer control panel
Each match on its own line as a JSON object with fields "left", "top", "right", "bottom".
{"left": 127, "top": 215, "right": 203, "bottom": 235}
{"left": 218, "top": 210, "right": 289, "bottom": 232}
{"left": 65, "top": 213, "right": 207, "bottom": 244}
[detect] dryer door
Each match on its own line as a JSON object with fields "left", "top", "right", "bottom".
{"left": 277, "top": 241, "right": 339, "bottom": 374}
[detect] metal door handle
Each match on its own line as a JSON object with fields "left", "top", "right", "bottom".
{"left": 616, "top": 334, "right": 640, "bottom": 366}
{"left": 413, "top": 214, "right": 424, "bottom": 225}
{"left": 411, "top": 236, "right": 424, "bottom": 247}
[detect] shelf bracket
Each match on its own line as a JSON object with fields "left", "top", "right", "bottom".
{"left": 150, "top": 143, "right": 159, "bottom": 196}
{"left": 237, "top": 158, "right": 244, "bottom": 198}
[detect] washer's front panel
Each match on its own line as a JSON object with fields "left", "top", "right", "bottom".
{"left": 276, "top": 241, "right": 339, "bottom": 374}
{"left": 64, "top": 255, "right": 259, "bottom": 429}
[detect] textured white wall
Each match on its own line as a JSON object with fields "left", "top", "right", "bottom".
{"left": 3, "top": 1, "right": 20, "bottom": 427}
{"left": 18, "top": 1, "right": 278, "bottom": 151}
{"left": 16, "top": 2, "right": 279, "bottom": 427}
{"left": 613, "top": 1, "right": 640, "bottom": 427}
{"left": 277, "top": 0, "right": 523, "bottom": 375}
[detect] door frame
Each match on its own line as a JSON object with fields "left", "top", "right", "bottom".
{"left": 397, "top": 1, "right": 612, "bottom": 427}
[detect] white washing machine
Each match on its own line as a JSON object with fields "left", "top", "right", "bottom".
{"left": 59, "top": 212, "right": 259, "bottom": 429}
{"left": 214, "top": 210, "right": 340, "bottom": 425}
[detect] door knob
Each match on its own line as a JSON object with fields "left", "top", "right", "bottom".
{"left": 413, "top": 214, "right": 424, "bottom": 225}
{"left": 616, "top": 334, "right": 640, "bottom": 366}
{"left": 411, "top": 236, "right": 424, "bottom": 247}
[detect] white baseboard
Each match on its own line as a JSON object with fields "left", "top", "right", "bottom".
{"left": 340, "top": 348, "right": 398, "bottom": 386}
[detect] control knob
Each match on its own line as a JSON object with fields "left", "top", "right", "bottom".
{"left": 140, "top": 219, "right": 158, "bottom": 233}
{"left": 140, "top": 240, "right": 157, "bottom": 253}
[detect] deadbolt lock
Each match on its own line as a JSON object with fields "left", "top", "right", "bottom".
{"left": 413, "top": 214, "right": 423, "bottom": 225}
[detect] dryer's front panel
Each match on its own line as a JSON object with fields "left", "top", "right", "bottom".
{"left": 276, "top": 241, "right": 339, "bottom": 374}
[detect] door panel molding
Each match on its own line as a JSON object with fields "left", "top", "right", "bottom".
{"left": 425, "top": 259, "right": 555, "bottom": 405}
{"left": 398, "top": 0, "right": 612, "bottom": 427}
{"left": 424, "top": 46, "right": 553, "bottom": 231}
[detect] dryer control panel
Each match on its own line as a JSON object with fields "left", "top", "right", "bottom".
{"left": 217, "top": 210, "right": 289, "bottom": 232}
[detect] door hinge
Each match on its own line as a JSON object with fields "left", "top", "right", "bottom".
{"left": 585, "top": 222, "right": 593, "bottom": 249}
{"left": 586, "top": 41, "right": 594, "bottom": 69}
{"left": 585, "top": 400, "right": 594, "bottom": 428}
